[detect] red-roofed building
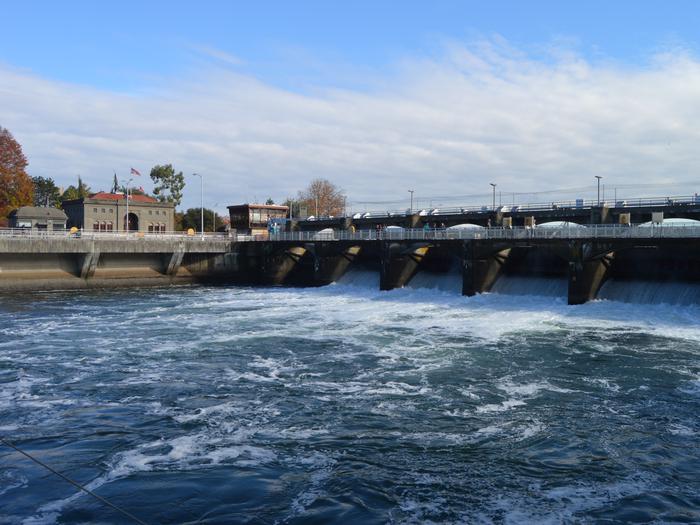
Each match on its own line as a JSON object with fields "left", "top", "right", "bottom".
{"left": 62, "top": 191, "right": 175, "bottom": 233}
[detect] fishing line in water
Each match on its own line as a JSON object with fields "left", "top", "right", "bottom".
{"left": 0, "top": 437, "right": 149, "bottom": 525}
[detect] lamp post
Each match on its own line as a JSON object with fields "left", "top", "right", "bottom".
{"left": 121, "top": 178, "right": 133, "bottom": 233}
{"left": 192, "top": 173, "right": 203, "bottom": 238}
{"left": 490, "top": 183, "right": 497, "bottom": 210}
{"left": 212, "top": 203, "right": 219, "bottom": 233}
{"left": 595, "top": 176, "right": 602, "bottom": 205}
{"left": 408, "top": 189, "right": 414, "bottom": 214}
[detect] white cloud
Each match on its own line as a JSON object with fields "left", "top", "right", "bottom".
{"left": 1, "top": 40, "right": 700, "bottom": 212}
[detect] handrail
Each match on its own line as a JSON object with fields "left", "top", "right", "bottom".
{"left": 0, "top": 228, "right": 231, "bottom": 241}
{"left": 253, "top": 224, "right": 700, "bottom": 242}
{"left": 4, "top": 224, "right": 700, "bottom": 242}
{"left": 317, "top": 193, "right": 700, "bottom": 222}
{"left": 0, "top": 223, "right": 700, "bottom": 242}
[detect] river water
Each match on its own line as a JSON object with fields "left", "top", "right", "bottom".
{"left": 1, "top": 272, "right": 699, "bottom": 524}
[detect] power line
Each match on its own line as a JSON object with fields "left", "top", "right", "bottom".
{"left": 1, "top": 437, "right": 149, "bottom": 525}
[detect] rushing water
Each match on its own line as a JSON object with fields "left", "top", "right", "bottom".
{"left": 1, "top": 272, "right": 700, "bottom": 524}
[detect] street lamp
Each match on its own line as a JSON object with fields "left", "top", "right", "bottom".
{"left": 490, "top": 183, "right": 497, "bottom": 210}
{"left": 121, "top": 178, "right": 133, "bottom": 233}
{"left": 408, "top": 189, "right": 414, "bottom": 214}
{"left": 595, "top": 176, "right": 602, "bottom": 205}
{"left": 192, "top": 173, "right": 204, "bottom": 238}
{"left": 212, "top": 203, "right": 219, "bottom": 233}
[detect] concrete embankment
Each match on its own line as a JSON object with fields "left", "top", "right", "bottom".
{"left": 0, "top": 236, "right": 236, "bottom": 291}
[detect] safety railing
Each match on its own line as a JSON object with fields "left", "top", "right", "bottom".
{"left": 256, "top": 224, "right": 700, "bottom": 242}
{"left": 316, "top": 194, "right": 700, "bottom": 222}
{"left": 0, "top": 228, "right": 231, "bottom": 241}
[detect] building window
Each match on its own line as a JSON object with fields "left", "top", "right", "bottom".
{"left": 93, "top": 207, "right": 98, "bottom": 213}
{"left": 93, "top": 222, "right": 99, "bottom": 231}
{"left": 148, "top": 210, "right": 152, "bottom": 215}
{"left": 107, "top": 222, "right": 113, "bottom": 231}
{"left": 148, "top": 223, "right": 154, "bottom": 232}
{"left": 101, "top": 208, "right": 105, "bottom": 213}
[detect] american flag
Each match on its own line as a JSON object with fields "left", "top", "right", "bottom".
{"left": 130, "top": 167, "right": 141, "bottom": 176}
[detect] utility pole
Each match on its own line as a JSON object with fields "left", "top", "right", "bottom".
{"left": 490, "top": 183, "right": 497, "bottom": 210}
{"left": 408, "top": 189, "right": 414, "bottom": 214}
{"left": 193, "top": 173, "right": 203, "bottom": 238}
{"left": 595, "top": 176, "right": 602, "bottom": 205}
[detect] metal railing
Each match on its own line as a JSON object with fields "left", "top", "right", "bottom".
{"left": 245, "top": 224, "right": 700, "bottom": 242}
{"left": 315, "top": 194, "right": 700, "bottom": 222}
{"left": 4, "top": 224, "right": 700, "bottom": 243}
{"left": 0, "top": 228, "right": 231, "bottom": 241}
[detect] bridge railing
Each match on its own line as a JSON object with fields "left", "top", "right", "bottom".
{"left": 257, "top": 224, "right": 700, "bottom": 242}
{"left": 318, "top": 193, "right": 700, "bottom": 222}
{"left": 4, "top": 225, "right": 700, "bottom": 243}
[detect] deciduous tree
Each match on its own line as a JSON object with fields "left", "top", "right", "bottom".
{"left": 297, "top": 178, "right": 346, "bottom": 217}
{"left": 150, "top": 164, "right": 185, "bottom": 207}
{"left": 0, "top": 126, "right": 33, "bottom": 222}
{"left": 180, "top": 207, "right": 222, "bottom": 232}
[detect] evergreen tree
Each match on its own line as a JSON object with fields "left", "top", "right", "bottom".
{"left": 32, "top": 176, "right": 62, "bottom": 207}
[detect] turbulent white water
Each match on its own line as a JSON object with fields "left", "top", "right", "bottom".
{"left": 1, "top": 274, "right": 700, "bottom": 523}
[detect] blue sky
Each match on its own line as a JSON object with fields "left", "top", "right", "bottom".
{"left": 5, "top": 1, "right": 698, "bottom": 90}
{"left": 2, "top": 2, "right": 700, "bottom": 211}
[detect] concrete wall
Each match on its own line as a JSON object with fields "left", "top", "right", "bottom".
{"left": 0, "top": 237, "right": 233, "bottom": 291}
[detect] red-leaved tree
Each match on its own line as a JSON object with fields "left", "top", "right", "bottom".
{"left": 0, "top": 126, "right": 33, "bottom": 224}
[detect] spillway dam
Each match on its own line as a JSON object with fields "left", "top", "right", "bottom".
{"left": 2, "top": 224, "right": 700, "bottom": 305}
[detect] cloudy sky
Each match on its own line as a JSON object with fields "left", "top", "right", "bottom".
{"left": 2, "top": 1, "right": 700, "bottom": 213}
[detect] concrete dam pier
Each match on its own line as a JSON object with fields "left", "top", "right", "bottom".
{"left": 0, "top": 235, "right": 234, "bottom": 291}
{"left": 2, "top": 226, "right": 700, "bottom": 305}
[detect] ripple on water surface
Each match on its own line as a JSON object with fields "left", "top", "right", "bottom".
{"left": 1, "top": 281, "right": 700, "bottom": 524}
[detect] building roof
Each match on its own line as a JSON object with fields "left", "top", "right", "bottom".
{"left": 227, "top": 203, "right": 289, "bottom": 211}
{"left": 62, "top": 192, "right": 173, "bottom": 207}
{"left": 89, "top": 191, "right": 159, "bottom": 203}
{"left": 10, "top": 206, "right": 67, "bottom": 220}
